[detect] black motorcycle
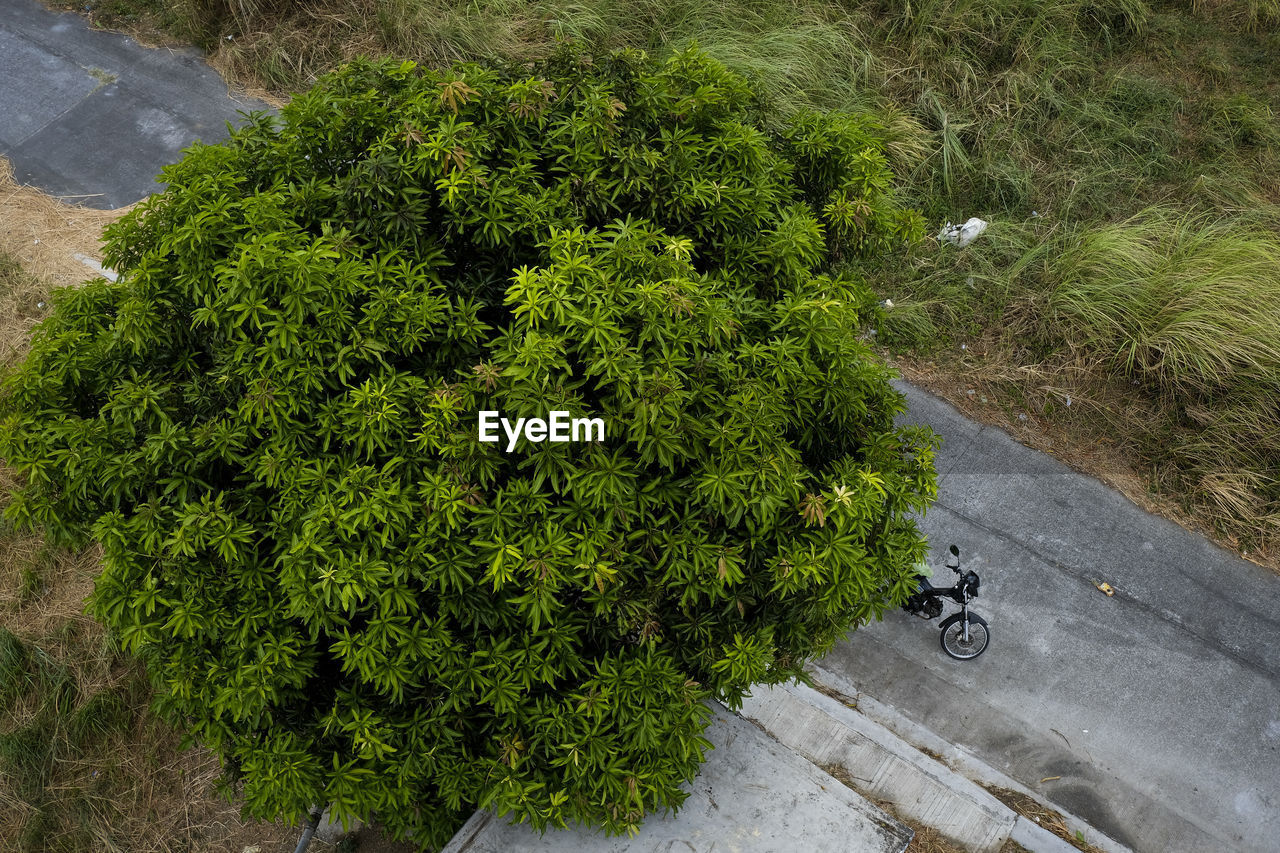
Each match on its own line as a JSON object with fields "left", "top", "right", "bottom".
{"left": 901, "top": 544, "right": 990, "bottom": 660}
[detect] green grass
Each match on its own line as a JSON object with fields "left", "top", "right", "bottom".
{"left": 1045, "top": 211, "right": 1280, "bottom": 395}
{"left": 0, "top": 623, "right": 138, "bottom": 851}
{"left": 1039, "top": 213, "right": 1280, "bottom": 542}
{"left": 83, "top": 0, "right": 1280, "bottom": 218}
{"left": 0, "top": 531, "right": 202, "bottom": 852}
{"left": 879, "top": 209, "right": 1280, "bottom": 545}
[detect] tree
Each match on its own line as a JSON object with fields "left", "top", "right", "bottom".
{"left": 0, "top": 47, "right": 937, "bottom": 847}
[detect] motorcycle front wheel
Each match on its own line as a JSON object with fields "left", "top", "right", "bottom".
{"left": 940, "top": 618, "right": 990, "bottom": 660}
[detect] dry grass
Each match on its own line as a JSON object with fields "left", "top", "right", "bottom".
{"left": 821, "top": 761, "right": 1035, "bottom": 853}
{"left": 0, "top": 525, "right": 313, "bottom": 852}
{"left": 982, "top": 785, "right": 1106, "bottom": 853}
{"left": 904, "top": 823, "right": 969, "bottom": 853}
{"left": 0, "top": 522, "right": 99, "bottom": 646}
{"left": 0, "top": 156, "right": 131, "bottom": 368}
{"left": 0, "top": 157, "right": 129, "bottom": 288}
{"left": 888, "top": 348, "right": 1280, "bottom": 572}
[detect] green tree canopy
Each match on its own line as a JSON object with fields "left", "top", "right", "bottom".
{"left": 0, "top": 47, "right": 937, "bottom": 846}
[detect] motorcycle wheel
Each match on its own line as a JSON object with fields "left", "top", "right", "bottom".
{"left": 940, "top": 618, "right": 989, "bottom": 660}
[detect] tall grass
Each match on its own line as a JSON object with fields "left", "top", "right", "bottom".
{"left": 1039, "top": 213, "right": 1280, "bottom": 540}
{"left": 1045, "top": 211, "right": 1280, "bottom": 396}
{"left": 88, "top": 0, "right": 1280, "bottom": 219}
{"left": 879, "top": 210, "right": 1280, "bottom": 545}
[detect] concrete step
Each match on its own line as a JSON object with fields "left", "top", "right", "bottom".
{"left": 440, "top": 706, "right": 914, "bottom": 853}
{"left": 737, "top": 669, "right": 1133, "bottom": 853}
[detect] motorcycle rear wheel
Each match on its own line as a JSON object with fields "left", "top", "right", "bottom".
{"left": 940, "top": 619, "right": 989, "bottom": 660}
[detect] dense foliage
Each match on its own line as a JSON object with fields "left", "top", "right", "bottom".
{"left": 0, "top": 48, "right": 936, "bottom": 845}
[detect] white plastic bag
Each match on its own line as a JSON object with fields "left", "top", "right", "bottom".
{"left": 937, "top": 217, "right": 988, "bottom": 248}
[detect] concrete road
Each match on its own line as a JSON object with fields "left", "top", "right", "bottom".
{"left": 0, "top": 0, "right": 268, "bottom": 209}
{"left": 823, "top": 382, "right": 1280, "bottom": 853}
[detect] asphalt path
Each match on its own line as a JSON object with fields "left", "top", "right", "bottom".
{"left": 0, "top": 0, "right": 268, "bottom": 209}
{"left": 823, "top": 381, "right": 1280, "bottom": 853}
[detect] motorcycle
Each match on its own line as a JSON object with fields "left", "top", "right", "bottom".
{"left": 901, "top": 544, "right": 990, "bottom": 660}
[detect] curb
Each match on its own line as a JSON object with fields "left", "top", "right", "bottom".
{"left": 737, "top": 668, "right": 1132, "bottom": 853}
{"left": 440, "top": 707, "right": 916, "bottom": 853}
{"left": 809, "top": 663, "right": 1132, "bottom": 853}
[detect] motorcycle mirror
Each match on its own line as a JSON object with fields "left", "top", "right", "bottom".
{"left": 949, "top": 545, "right": 960, "bottom": 557}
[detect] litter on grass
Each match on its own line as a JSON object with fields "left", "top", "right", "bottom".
{"left": 937, "top": 217, "right": 989, "bottom": 248}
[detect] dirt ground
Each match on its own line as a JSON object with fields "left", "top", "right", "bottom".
{"left": 888, "top": 351, "right": 1279, "bottom": 574}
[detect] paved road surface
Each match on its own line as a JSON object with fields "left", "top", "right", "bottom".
{"left": 0, "top": 0, "right": 268, "bottom": 209}
{"left": 823, "top": 382, "right": 1280, "bottom": 853}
